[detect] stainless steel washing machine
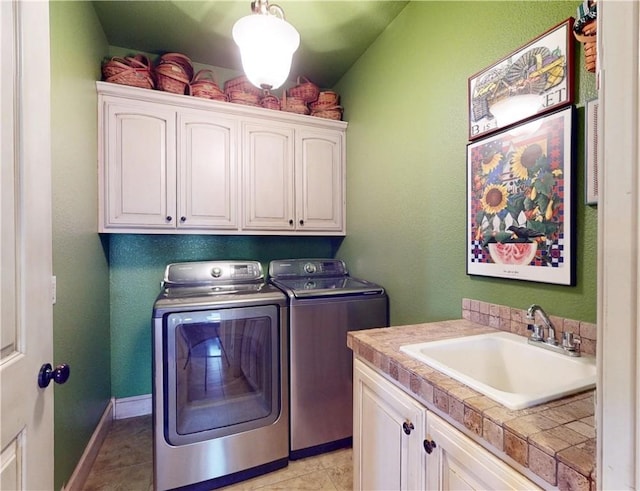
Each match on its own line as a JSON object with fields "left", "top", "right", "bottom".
{"left": 269, "top": 258, "right": 389, "bottom": 459}
{"left": 152, "top": 261, "right": 288, "bottom": 490}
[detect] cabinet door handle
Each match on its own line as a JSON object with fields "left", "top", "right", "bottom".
{"left": 289, "top": 219, "right": 294, "bottom": 226}
{"left": 180, "top": 216, "right": 186, "bottom": 222}
{"left": 299, "top": 219, "right": 304, "bottom": 226}
{"left": 402, "top": 421, "right": 414, "bottom": 435}
{"left": 423, "top": 439, "right": 437, "bottom": 454}
{"left": 166, "top": 216, "right": 173, "bottom": 222}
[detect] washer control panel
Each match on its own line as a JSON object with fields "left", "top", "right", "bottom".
{"left": 269, "top": 259, "right": 347, "bottom": 278}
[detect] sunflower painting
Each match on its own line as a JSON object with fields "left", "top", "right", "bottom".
{"left": 467, "top": 106, "right": 575, "bottom": 286}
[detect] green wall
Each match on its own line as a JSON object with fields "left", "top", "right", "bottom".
{"left": 335, "top": 1, "right": 597, "bottom": 325}
{"left": 109, "top": 235, "right": 341, "bottom": 397}
{"left": 50, "top": 2, "right": 111, "bottom": 489}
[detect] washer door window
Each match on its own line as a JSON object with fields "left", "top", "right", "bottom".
{"left": 164, "top": 305, "right": 280, "bottom": 446}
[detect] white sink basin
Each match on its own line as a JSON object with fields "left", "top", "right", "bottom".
{"left": 400, "top": 331, "right": 596, "bottom": 410}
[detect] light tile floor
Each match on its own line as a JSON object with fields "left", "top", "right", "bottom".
{"left": 82, "top": 415, "right": 353, "bottom": 491}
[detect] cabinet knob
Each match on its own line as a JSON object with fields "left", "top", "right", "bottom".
{"left": 166, "top": 216, "right": 173, "bottom": 222}
{"left": 180, "top": 216, "right": 186, "bottom": 222}
{"left": 402, "top": 421, "right": 414, "bottom": 435}
{"left": 423, "top": 439, "right": 437, "bottom": 454}
{"left": 299, "top": 219, "right": 304, "bottom": 226}
{"left": 289, "top": 219, "right": 294, "bottom": 226}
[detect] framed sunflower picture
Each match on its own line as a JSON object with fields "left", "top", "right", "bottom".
{"left": 468, "top": 18, "right": 575, "bottom": 141}
{"left": 467, "top": 106, "right": 575, "bottom": 285}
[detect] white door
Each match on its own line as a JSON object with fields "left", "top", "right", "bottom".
{"left": 1, "top": 1, "right": 55, "bottom": 489}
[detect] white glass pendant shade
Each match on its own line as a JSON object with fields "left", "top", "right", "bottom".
{"left": 232, "top": 14, "right": 300, "bottom": 90}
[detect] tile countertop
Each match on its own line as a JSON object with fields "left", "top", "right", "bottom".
{"left": 347, "top": 319, "right": 596, "bottom": 491}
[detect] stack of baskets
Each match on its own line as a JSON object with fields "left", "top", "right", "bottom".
{"left": 224, "top": 76, "right": 262, "bottom": 107}
{"left": 155, "top": 53, "right": 193, "bottom": 95}
{"left": 310, "top": 91, "right": 343, "bottom": 120}
{"left": 102, "top": 54, "right": 155, "bottom": 90}
{"left": 188, "top": 69, "right": 226, "bottom": 101}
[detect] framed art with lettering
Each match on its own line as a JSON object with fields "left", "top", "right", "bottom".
{"left": 467, "top": 106, "right": 575, "bottom": 285}
{"left": 468, "top": 18, "right": 575, "bottom": 141}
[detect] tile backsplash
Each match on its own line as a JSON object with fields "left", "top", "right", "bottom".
{"left": 462, "top": 298, "right": 597, "bottom": 356}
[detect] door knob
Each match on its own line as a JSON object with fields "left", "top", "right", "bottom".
{"left": 402, "top": 421, "right": 414, "bottom": 435}
{"left": 38, "top": 363, "right": 70, "bottom": 388}
{"left": 423, "top": 439, "right": 437, "bottom": 454}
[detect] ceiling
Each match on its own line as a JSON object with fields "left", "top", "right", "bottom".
{"left": 92, "top": 1, "right": 410, "bottom": 89}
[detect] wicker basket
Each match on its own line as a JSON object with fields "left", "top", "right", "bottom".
{"left": 155, "top": 62, "right": 190, "bottom": 94}
{"left": 281, "top": 91, "right": 309, "bottom": 115}
{"left": 158, "top": 53, "right": 194, "bottom": 81}
{"left": 189, "top": 70, "right": 226, "bottom": 101}
{"left": 311, "top": 105, "right": 343, "bottom": 121}
{"left": 260, "top": 92, "right": 281, "bottom": 111}
{"left": 228, "top": 90, "right": 261, "bottom": 107}
{"left": 102, "top": 56, "right": 154, "bottom": 89}
{"left": 574, "top": 20, "right": 597, "bottom": 73}
{"left": 224, "top": 76, "right": 262, "bottom": 97}
{"left": 287, "top": 76, "right": 320, "bottom": 104}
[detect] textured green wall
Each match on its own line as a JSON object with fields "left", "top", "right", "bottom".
{"left": 335, "top": 2, "right": 597, "bottom": 325}
{"left": 110, "top": 235, "right": 342, "bottom": 397}
{"left": 50, "top": 2, "right": 111, "bottom": 489}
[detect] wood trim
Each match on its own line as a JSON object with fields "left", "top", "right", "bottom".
{"left": 62, "top": 400, "right": 114, "bottom": 491}
{"left": 597, "top": 1, "right": 640, "bottom": 488}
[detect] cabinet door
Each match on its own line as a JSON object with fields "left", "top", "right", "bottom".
{"left": 178, "top": 112, "right": 239, "bottom": 229}
{"left": 426, "top": 411, "right": 540, "bottom": 490}
{"left": 354, "top": 359, "right": 426, "bottom": 491}
{"left": 242, "top": 122, "right": 295, "bottom": 230}
{"left": 102, "top": 98, "right": 176, "bottom": 229}
{"left": 296, "top": 128, "right": 344, "bottom": 232}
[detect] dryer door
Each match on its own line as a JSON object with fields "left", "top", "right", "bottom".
{"left": 164, "top": 304, "right": 281, "bottom": 445}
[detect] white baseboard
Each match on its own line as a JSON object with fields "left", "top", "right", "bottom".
{"left": 63, "top": 398, "right": 114, "bottom": 491}
{"left": 114, "top": 393, "right": 152, "bottom": 419}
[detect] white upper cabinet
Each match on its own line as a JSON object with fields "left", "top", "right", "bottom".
{"left": 97, "top": 82, "right": 347, "bottom": 235}
{"left": 178, "top": 111, "right": 238, "bottom": 229}
{"left": 102, "top": 98, "right": 177, "bottom": 229}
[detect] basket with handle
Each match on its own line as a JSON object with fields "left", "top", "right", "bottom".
{"left": 188, "top": 70, "right": 226, "bottom": 101}
{"left": 155, "top": 62, "right": 190, "bottom": 94}
{"left": 224, "top": 75, "right": 262, "bottom": 97}
{"left": 311, "top": 105, "right": 343, "bottom": 121}
{"left": 281, "top": 91, "right": 309, "bottom": 115}
{"left": 158, "top": 52, "right": 194, "bottom": 81}
{"left": 102, "top": 55, "right": 155, "bottom": 89}
{"left": 260, "top": 91, "right": 281, "bottom": 111}
{"left": 287, "top": 76, "right": 320, "bottom": 104}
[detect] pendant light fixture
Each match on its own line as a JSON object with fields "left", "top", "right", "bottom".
{"left": 232, "top": 0, "right": 300, "bottom": 90}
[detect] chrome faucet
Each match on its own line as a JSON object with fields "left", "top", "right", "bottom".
{"left": 527, "top": 304, "right": 556, "bottom": 345}
{"left": 526, "top": 304, "right": 581, "bottom": 357}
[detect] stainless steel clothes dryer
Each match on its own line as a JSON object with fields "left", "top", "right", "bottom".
{"left": 269, "top": 258, "right": 389, "bottom": 460}
{"left": 152, "top": 261, "right": 288, "bottom": 490}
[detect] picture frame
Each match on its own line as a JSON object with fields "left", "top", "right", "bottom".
{"left": 467, "top": 106, "right": 575, "bottom": 286}
{"left": 468, "top": 18, "right": 575, "bottom": 141}
{"left": 585, "top": 98, "right": 599, "bottom": 205}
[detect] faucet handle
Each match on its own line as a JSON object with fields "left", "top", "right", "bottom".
{"left": 527, "top": 324, "right": 544, "bottom": 342}
{"left": 561, "top": 331, "right": 581, "bottom": 352}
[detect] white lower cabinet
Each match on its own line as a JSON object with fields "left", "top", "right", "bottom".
{"left": 354, "top": 359, "right": 426, "bottom": 491}
{"left": 353, "top": 359, "right": 539, "bottom": 491}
